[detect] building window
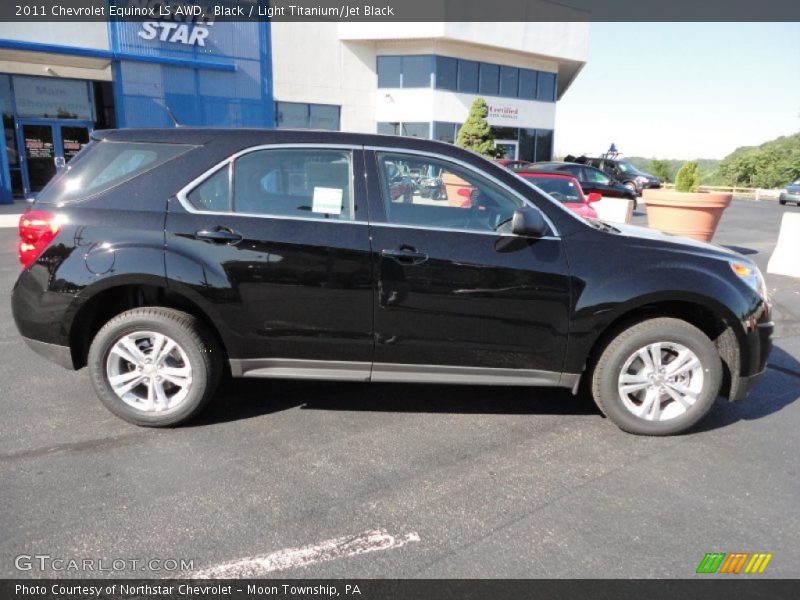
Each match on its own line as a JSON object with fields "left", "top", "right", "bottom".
{"left": 434, "top": 56, "right": 458, "bottom": 91}
{"left": 519, "top": 69, "right": 537, "bottom": 101}
{"left": 400, "top": 123, "right": 430, "bottom": 138}
{"left": 309, "top": 104, "right": 340, "bottom": 130}
{"left": 499, "top": 66, "right": 519, "bottom": 98}
{"left": 433, "top": 122, "right": 458, "bottom": 144}
{"left": 377, "top": 122, "right": 400, "bottom": 136}
{"left": 401, "top": 55, "right": 434, "bottom": 88}
{"left": 377, "top": 56, "right": 402, "bottom": 88}
{"left": 537, "top": 72, "right": 557, "bottom": 102}
{"left": 276, "top": 102, "right": 340, "bottom": 131}
{"left": 457, "top": 60, "right": 479, "bottom": 94}
{"left": 478, "top": 63, "right": 500, "bottom": 96}
{"left": 376, "top": 55, "right": 557, "bottom": 104}
{"left": 535, "top": 129, "right": 554, "bottom": 161}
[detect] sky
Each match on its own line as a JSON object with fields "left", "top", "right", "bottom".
{"left": 554, "top": 22, "right": 800, "bottom": 160}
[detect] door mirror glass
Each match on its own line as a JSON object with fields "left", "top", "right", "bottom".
{"left": 511, "top": 208, "right": 548, "bottom": 238}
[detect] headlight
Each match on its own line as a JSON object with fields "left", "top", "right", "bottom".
{"left": 729, "top": 260, "right": 768, "bottom": 299}
{"left": 635, "top": 175, "right": 649, "bottom": 183}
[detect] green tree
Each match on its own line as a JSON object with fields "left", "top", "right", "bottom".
{"left": 456, "top": 98, "right": 499, "bottom": 158}
{"left": 714, "top": 132, "right": 800, "bottom": 188}
{"left": 675, "top": 161, "right": 701, "bottom": 193}
{"left": 649, "top": 159, "right": 671, "bottom": 183}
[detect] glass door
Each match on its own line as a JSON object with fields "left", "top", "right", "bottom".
{"left": 20, "top": 122, "right": 56, "bottom": 195}
{"left": 496, "top": 141, "right": 519, "bottom": 160}
{"left": 17, "top": 120, "right": 92, "bottom": 196}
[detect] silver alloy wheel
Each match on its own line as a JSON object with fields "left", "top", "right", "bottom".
{"left": 617, "top": 342, "right": 704, "bottom": 422}
{"left": 105, "top": 330, "right": 193, "bottom": 412}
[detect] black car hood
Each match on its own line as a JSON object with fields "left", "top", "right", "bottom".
{"left": 607, "top": 222, "right": 739, "bottom": 260}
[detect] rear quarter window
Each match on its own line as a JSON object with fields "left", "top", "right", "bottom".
{"left": 36, "top": 140, "right": 195, "bottom": 205}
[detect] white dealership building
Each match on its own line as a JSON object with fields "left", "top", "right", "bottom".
{"left": 270, "top": 22, "right": 589, "bottom": 161}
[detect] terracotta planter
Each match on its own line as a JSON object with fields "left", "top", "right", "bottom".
{"left": 642, "top": 189, "right": 732, "bottom": 242}
{"left": 442, "top": 172, "right": 473, "bottom": 207}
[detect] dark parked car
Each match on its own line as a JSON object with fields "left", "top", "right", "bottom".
{"left": 779, "top": 178, "right": 800, "bottom": 205}
{"left": 534, "top": 161, "right": 639, "bottom": 208}
{"left": 580, "top": 157, "right": 661, "bottom": 195}
{"left": 12, "top": 129, "right": 772, "bottom": 435}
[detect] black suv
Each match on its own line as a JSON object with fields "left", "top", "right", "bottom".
{"left": 579, "top": 156, "right": 661, "bottom": 195}
{"left": 12, "top": 129, "right": 772, "bottom": 435}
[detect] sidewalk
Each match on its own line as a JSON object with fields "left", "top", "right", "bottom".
{"left": 0, "top": 199, "right": 28, "bottom": 228}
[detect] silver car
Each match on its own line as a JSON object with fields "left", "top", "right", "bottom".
{"left": 780, "top": 179, "right": 800, "bottom": 205}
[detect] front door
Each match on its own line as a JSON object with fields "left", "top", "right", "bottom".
{"left": 17, "top": 120, "right": 92, "bottom": 196}
{"left": 366, "top": 150, "right": 571, "bottom": 381}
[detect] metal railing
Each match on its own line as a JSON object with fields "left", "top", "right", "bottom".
{"left": 661, "top": 183, "right": 782, "bottom": 199}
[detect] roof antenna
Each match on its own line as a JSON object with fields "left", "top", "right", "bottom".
{"left": 163, "top": 103, "right": 182, "bottom": 128}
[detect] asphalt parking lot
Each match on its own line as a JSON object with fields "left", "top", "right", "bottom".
{"left": 1, "top": 198, "right": 799, "bottom": 579}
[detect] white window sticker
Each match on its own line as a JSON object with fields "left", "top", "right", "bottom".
{"left": 312, "top": 187, "right": 344, "bottom": 215}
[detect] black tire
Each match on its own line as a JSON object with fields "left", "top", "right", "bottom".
{"left": 88, "top": 307, "right": 222, "bottom": 427}
{"left": 778, "top": 199, "right": 786, "bottom": 205}
{"left": 590, "top": 318, "right": 722, "bottom": 436}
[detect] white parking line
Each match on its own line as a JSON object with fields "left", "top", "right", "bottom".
{"left": 0, "top": 214, "right": 22, "bottom": 228}
{"left": 193, "top": 529, "right": 421, "bottom": 578}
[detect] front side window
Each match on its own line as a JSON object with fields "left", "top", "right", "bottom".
{"left": 187, "top": 166, "right": 230, "bottom": 212}
{"left": 583, "top": 167, "right": 611, "bottom": 184}
{"left": 376, "top": 152, "right": 525, "bottom": 234}
{"left": 233, "top": 149, "right": 354, "bottom": 220}
{"left": 525, "top": 177, "right": 582, "bottom": 204}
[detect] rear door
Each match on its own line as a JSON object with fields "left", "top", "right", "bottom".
{"left": 165, "top": 145, "right": 374, "bottom": 377}
{"left": 365, "top": 148, "right": 571, "bottom": 383}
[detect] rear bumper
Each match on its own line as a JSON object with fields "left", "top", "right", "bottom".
{"left": 779, "top": 191, "right": 800, "bottom": 202}
{"left": 21, "top": 336, "right": 75, "bottom": 370}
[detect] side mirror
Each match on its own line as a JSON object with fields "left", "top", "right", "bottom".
{"left": 586, "top": 192, "right": 602, "bottom": 203}
{"left": 511, "top": 208, "right": 548, "bottom": 238}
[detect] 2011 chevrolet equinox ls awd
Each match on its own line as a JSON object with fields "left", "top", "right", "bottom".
{"left": 12, "top": 129, "right": 773, "bottom": 435}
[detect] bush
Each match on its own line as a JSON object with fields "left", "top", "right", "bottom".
{"left": 675, "top": 161, "right": 701, "bottom": 193}
{"left": 456, "top": 98, "right": 500, "bottom": 158}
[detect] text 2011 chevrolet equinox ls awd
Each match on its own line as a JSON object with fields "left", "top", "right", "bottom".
{"left": 12, "top": 129, "right": 773, "bottom": 435}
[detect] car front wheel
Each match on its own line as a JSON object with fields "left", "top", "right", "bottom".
{"left": 591, "top": 318, "right": 722, "bottom": 435}
{"left": 88, "top": 307, "right": 221, "bottom": 427}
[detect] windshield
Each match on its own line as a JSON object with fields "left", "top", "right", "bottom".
{"left": 522, "top": 176, "right": 583, "bottom": 203}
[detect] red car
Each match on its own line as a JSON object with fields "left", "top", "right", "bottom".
{"left": 513, "top": 170, "right": 601, "bottom": 219}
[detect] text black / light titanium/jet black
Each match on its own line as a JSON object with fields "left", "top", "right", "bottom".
{"left": 11, "top": 129, "right": 773, "bottom": 435}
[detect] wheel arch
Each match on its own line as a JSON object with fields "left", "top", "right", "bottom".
{"left": 581, "top": 295, "right": 745, "bottom": 400}
{"left": 67, "top": 279, "right": 232, "bottom": 371}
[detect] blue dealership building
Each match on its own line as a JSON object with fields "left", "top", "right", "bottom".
{"left": 0, "top": 18, "right": 274, "bottom": 201}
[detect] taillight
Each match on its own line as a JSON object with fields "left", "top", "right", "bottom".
{"left": 19, "top": 210, "right": 60, "bottom": 269}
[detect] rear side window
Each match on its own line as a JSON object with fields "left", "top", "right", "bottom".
{"left": 186, "top": 149, "right": 355, "bottom": 221}
{"left": 36, "top": 140, "right": 194, "bottom": 205}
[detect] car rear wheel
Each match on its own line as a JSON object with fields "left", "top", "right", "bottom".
{"left": 591, "top": 318, "right": 722, "bottom": 435}
{"left": 88, "top": 307, "right": 221, "bottom": 427}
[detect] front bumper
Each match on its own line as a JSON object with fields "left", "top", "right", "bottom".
{"left": 730, "top": 319, "right": 773, "bottom": 401}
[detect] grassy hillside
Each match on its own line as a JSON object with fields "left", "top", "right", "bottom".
{"left": 713, "top": 132, "right": 800, "bottom": 188}
{"left": 626, "top": 157, "right": 719, "bottom": 184}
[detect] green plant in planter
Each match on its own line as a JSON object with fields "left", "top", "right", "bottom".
{"left": 456, "top": 98, "right": 500, "bottom": 158}
{"left": 675, "top": 161, "right": 701, "bottom": 193}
